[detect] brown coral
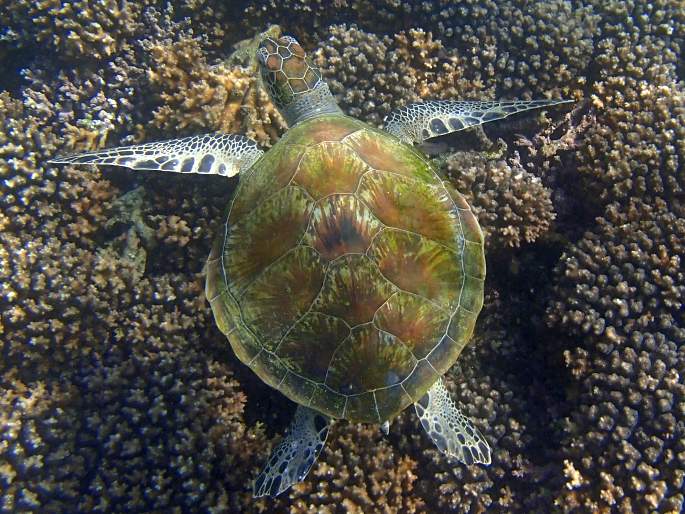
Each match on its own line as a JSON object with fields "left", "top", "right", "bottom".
{"left": 387, "top": 289, "right": 568, "bottom": 513}
{"left": 443, "top": 151, "right": 555, "bottom": 251}
{"left": 546, "top": 200, "right": 685, "bottom": 512}
{"left": 555, "top": 330, "right": 685, "bottom": 513}
{"left": 2, "top": 1, "right": 685, "bottom": 512}
{"left": 314, "top": 24, "right": 488, "bottom": 126}
{"left": 143, "top": 32, "right": 287, "bottom": 146}
{"left": 0, "top": 0, "right": 150, "bottom": 60}
{"left": 261, "top": 423, "right": 426, "bottom": 513}
{"left": 547, "top": 200, "right": 685, "bottom": 344}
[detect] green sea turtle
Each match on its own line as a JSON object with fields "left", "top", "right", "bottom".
{"left": 51, "top": 35, "right": 570, "bottom": 497}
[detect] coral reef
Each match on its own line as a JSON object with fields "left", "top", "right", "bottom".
{"left": 575, "top": 40, "right": 685, "bottom": 206}
{"left": 443, "top": 151, "right": 555, "bottom": 251}
{"left": 1, "top": 0, "right": 685, "bottom": 512}
{"left": 0, "top": 0, "right": 149, "bottom": 60}
{"left": 389, "top": 289, "right": 567, "bottom": 513}
{"left": 271, "top": 422, "right": 426, "bottom": 513}
{"left": 242, "top": 0, "right": 596, "bottom": 99}
{"left": 547, "top": 201, "right": 685, "bottom": 344}
{"left": 547, "top": 201, "right": 685, "bottom": 512}
{"left": 314, "top": 24, "right": 488, "bottom": 125}
{"left": 143, "top": 30, "right": 286, "bottom": 146}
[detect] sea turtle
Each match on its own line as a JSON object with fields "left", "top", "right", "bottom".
{"left": 51, "top": 35, "right": 570, "bottom": 498}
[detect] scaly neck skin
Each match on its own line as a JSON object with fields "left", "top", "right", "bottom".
{"left": 282, "top": 82, "right": 343, "bottom": 126}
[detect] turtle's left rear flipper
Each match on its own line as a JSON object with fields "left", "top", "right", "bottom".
{"left": 384, "top": 99, "right": 573, "bottom": 144}
{"left": 415, "top": 378, "right": 491, "bottom": 466}
{"left": 49, "top": 133, "right": 262, "bottom": 177}
{"left": 253, "top": 406, "right": 330, "bottom": 498}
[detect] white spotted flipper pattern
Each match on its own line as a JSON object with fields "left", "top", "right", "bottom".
{"left": 253, "top": 406, "right": 330, "bottom": 498}
{"left": 383, "top": 99, "right": 574, "bottom": 144}
{"left": 50, "top": 133, "right": 263, "bottom": 177}
{"left": 415, "top": 378, "right": 491, "bottom": 466}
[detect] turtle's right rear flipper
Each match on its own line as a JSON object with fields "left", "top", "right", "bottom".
{"left": 415, "top": 378, "right": 491, "bottom": 466}
{"left": 253, "top": 406, "right": 330, "bottom": 498}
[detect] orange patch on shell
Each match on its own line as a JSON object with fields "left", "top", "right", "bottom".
{"left": 304, "top": 195, "right": 382, "bottom": 260}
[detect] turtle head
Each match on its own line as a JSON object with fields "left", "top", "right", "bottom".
{"left": 257, "top": 35, "right": 341, "bottom": 125}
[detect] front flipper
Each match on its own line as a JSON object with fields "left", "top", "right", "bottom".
{"left": 253, "top": 406, "right": 330, "bottom": 498}
{"left": 50, "top": 133, "right": 263, "bottom": 177}
{"left": 384, "top": 99, "right": 573, "bottom": 144}
{"left": 415, "top": 378, "right": 491, "bottom": 466}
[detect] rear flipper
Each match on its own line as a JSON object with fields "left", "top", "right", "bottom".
{"left": 415, "top": 378, "right": 491, "bottom": 465}
{"left": 253, "top": 406, "right": 330, "bottom": 498}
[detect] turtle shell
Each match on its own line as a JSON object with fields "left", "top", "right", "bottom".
{"left": 206, "top": 115, "right": 485, "bottom": 424}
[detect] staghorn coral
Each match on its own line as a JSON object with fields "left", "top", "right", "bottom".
{"left": 0, "top": 375, "right": 84, "bottom": 511}
{"left": 443, "top": 151, "right": 555, "bottom": 251}
{"left": 458, "top": 0, "right": 596, "bottom": 99}
{"left": 569, "top": 0, "right": 685, "bottom": 208}
{"left": 575, "top": 66, "right": 685, "bottom": 207}
{"left": 388, "top": 289, "right": 567, "bottom": 513}
{"left": 556, "top": 330, "right": 685, "bottom": 513}
{"left": 289, "top": 0, "right": 597, "bottom": 99}
{"left": 0, "top": 258, "right": 269, "bottom": 512}
{"left": 0, "top": 12, "right": 273, "bottom": 508}
{"left": 72, "top": 340, "right": 267, "bottom": 512}
{"left": 261, "top": 422, "right": 426, "bottom": 513}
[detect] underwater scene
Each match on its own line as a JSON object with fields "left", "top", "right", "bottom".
{"left": 1, "top": 1, "right": 684, "bottom": 512}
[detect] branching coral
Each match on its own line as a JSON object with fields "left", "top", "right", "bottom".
{"left": 2, "top": 0, "right": 685, "bottom": 512}
{"left": 330, "top": 0, "right": 597, "bottom": 99}
{"left": 261, "top": 423, "right": 425, "bottom": 513}
{"left": 546, "top": 201, "right": 685, "bottom": 512}
{"left": 547, "top": 200, "right": 685, "bottom": 345}
{"left": 0, "top": 0, "right": 150, "bottom": 61}
{"left": 314, "top": 24, "right": 488, "bottom": 126}
{"left": 387, "top": 290, "right": 568, "bottom": 513}
{"left": 143, "top": 32, "right": 286, "bottom": 146}
{"left": 443, "top": 151, "right": 555, "bottom": 251}
{"left": 556, "top": 330, "right": 685, "bottom": 513}
{"left": 567, "top": 0, "right": 685, "bottom": 209}
{"left": 575, "top": 69, "right": 685, "bottom": 207}
{"left": 0, "top": 375, "right": 84, "bottom": 511}
{"left": 0, "top": 10, "right": 273, "bottom": 509}
{"left": 72, "top": 343, "right": 267, "bottom": 512}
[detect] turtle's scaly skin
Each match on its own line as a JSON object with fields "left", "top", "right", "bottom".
{"left": 206, "top": 115, "right": 485, "bottom": 424}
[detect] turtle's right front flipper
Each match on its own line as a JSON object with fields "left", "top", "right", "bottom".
{"left": 253, "top": 405, "right": 330, "bottom": 498}
{"left": 50, "top": 133, "right": 263, "bottom": 177}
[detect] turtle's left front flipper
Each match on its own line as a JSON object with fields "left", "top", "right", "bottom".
{"left": 253, "top": 406, "right": 330, "bottom": 498}
{"left": 50, "top": 133, "right": 263, "bottom": 177}
{"left": 384, "top": 99, "right": 573, "bottom": 144}
{"left": 415, "top": 378, "right": 491, "bottom": 466}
